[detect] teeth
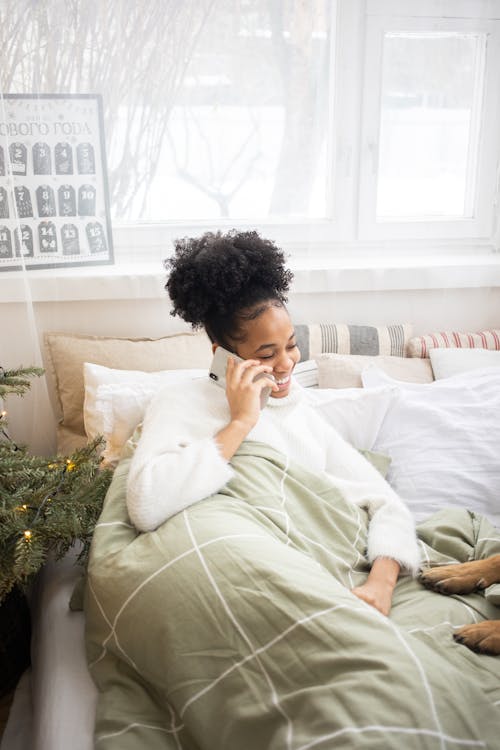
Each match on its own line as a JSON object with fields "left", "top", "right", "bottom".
{"left": 275, "top": 376, "right": 290, "bottom": 385}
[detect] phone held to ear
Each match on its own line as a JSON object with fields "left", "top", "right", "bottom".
{"left": 209, "top": 346, "right": 275, "bottom": 409}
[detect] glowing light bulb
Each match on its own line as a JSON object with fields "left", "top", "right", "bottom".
{"left": 23, "top": 529, "right": 32, "bottom": 541}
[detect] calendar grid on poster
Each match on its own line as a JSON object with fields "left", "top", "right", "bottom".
{"left": 0, "top": 94, "right": 114, "bottom": 271}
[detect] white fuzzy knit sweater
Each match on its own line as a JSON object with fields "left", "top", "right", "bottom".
{"left": 126, "top": 378, "right": 420, "bottom": 574}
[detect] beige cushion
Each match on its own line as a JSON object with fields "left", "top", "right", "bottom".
{"left": 315, "top": 353, "right": 434, "bottom": 389}
{"left": 43, "top": 330, "right": 212, "bottom": 452}
{"left": 56, "top": 425, "right": 89, "bottom": 456}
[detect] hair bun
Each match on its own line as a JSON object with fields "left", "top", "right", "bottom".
{"left": 165, "top": 230, "right": 293, "bottom": 328}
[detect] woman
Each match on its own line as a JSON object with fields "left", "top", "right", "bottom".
{"left": 127, "top": 229, "right": 420, "bottom": 616}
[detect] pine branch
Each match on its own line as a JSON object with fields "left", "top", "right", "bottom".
{"left": 0, "top": 366, "right": 44, "bottom": 399}
{"left": 0, "top": 436, "right": 113, "bottom": 603}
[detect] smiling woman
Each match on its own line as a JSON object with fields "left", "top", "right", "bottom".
{"left": 126, "top": 231, "right": 420, "bottom": 617}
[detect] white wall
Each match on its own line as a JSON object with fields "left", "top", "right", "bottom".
{"left": 2, "top": 278, "right": 499, "bottom": 456}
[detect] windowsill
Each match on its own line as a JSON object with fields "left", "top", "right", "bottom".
{"left": 1, "top": 253, "right": 500, "bottom": 303}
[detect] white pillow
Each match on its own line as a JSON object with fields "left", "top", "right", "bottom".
{"left": 305, "top": 385, "right": 397, "bottom": 451}
{"left": 84, "top": 363, "right": 207, "bottom": 465}
{"left": 293, "top": 359, "right": 318, "bottom": 388}
{"left": 361, "top": 366, "right": 500, "bottom": 526}
{"left": 93, "top": 383, "right": 156, "bottom": 466}
{"left": 430, "top": 347, "right": 500, "bottom": 379}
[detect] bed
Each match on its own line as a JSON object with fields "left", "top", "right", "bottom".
{"left": 2, "top": 322, "right": 500, "bottom": 750}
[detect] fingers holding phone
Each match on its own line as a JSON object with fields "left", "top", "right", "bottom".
{"left": 226, "top": 356, "right": 277, "bottom": 425}
{"left": 209, "top": 347, "right": 277, "bottom": 427}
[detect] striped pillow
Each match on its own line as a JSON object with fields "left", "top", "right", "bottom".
{"left": 294, "top": 323, "right": 412, "bottom": 360}
{"left": 408, "top": 329, "right": 500, "bottom": 358}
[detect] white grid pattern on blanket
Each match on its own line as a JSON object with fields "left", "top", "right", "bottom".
{"left": 183, "top": 510, "right": 296, "bottom": 750}
{"left": 90, "top": 524, "right": 489, "bottom": 750}
{"left": 89, "top": 464, "right": 495, "bottom": 748}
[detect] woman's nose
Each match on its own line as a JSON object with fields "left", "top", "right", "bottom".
{"left": 274, "top": 351, "right": 294, "bottom": 371}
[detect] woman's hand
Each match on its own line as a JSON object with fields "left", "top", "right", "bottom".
{"left": 215, "top": 357, "right": 278, "bottom": 462}
{"left": 225, "top": 356, "right": 278, "bottom": 430}
{"left": 351, "top": 580, "right": 394, "bottom": 617}
{"left": 351, "top": 557, "right": 400, "bottom": 617}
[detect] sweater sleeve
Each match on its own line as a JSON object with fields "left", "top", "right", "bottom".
{"left": 126, "top": 381, "right": 234, "bottom": 532}
{"left": 324, "top": 425, "right": 420, "bottom": 576}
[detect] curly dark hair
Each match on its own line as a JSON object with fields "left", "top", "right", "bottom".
{"left": 164, "top": 230, "right": 293, "bottom": 346}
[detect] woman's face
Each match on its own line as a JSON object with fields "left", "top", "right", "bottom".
{"left": 233, "top": 304, "right": 301, "bottom": 398}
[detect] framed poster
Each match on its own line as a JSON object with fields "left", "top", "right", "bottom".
{"left": 0, "top": 94, "right": 114, "bottom": 271}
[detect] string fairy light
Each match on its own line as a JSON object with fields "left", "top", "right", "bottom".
{"left": 0, "top": 407, "right": 11, "bottom": 442}
{"left": 32, "top": 461, "right": 72, "bottom": 524}
{"left": 0, "top": 405, "right": 19, "bottom": 449}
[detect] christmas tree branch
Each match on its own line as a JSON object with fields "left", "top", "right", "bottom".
{"left": 0, "top": 366, "right": 44, "bottom": 399}
{"left": 0, "top": 365, "right": 114, "bottom": 604}
{"left": 0, "top": 437, "right": 113, "bottom": 603}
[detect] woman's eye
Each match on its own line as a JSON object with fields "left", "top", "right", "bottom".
{"left": 287, "top": 343, "right": 297, "bottom": 350}
{"left": 259, "top": 354, "right": 273, "bottom": 360}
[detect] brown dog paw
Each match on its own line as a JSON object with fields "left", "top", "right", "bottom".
{"left": 419, "top": 559, "right": 493, "bottom": 595}
{"left": 453, "top": 621, "right": 500, "bottom": 655}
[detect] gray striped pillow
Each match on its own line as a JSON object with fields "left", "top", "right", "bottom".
{"left": 294, "top": 323, "right": 412, "bottom": 360}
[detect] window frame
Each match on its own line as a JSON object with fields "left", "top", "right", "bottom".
{"left": 109, "top": 0, "right": 500, "bottom": 261}
{"left": 357, "top": 13, "right": 500, "bottom": 241}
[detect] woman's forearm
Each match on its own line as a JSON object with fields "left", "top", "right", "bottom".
{"left": 351, "top": 557, "right": 401, "bottom": 616}
{"left": 215, "top": 419, "right": 253, "bottom": 461}
{"left": 368, "top": 557, "right": 401, "bottom": 588}
{"left": 127, "top": 437, "right": 234, "bottom": 531}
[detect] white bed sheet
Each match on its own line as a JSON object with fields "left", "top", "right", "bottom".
{"left": 28, "top": 547, "right": 96, "bottom": 750}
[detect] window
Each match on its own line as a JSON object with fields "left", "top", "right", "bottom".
{"left": 140, "top": 8, "right": 331, "bottom": 222}
{"left": 0, "top": 1, "right": 332, "bottom": 224}
{"left": 377, "top": 32, "right": 485, "bottom": 221}
{"left": 358, "top": 4, "right": 500, "bottom": 241}
{"left": 1, "top": 0, "right": 500, "bottom": 258}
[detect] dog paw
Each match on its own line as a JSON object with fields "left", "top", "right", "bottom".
{"left": 419, "top": 566, "right": 478, "bottom": 594}
{"left": 453, "top": 621, "right": 500, "bottom": 655}
{"left": 419, "top": 560, "right": 493, "bottom": 595}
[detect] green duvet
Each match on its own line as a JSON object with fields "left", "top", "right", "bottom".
{"left": 85, "top": 441, "right": 500, "bottom": 750}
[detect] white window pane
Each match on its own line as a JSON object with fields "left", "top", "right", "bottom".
{"left": 1, "top": 1, "right": 331, "bottom": 222}
{"left": 128, "top": 6, "right": 331, "bottom": 221}
{"left": 376, "top": 32, "right": 485, "bottom": 220}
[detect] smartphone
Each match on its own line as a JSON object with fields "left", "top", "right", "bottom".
{"left": 209, "top": 346, "right": 275, "bottom": 409}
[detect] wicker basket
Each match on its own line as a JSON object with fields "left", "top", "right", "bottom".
{"left": 0, "top": 587, "right": 31, "bottom": 698}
